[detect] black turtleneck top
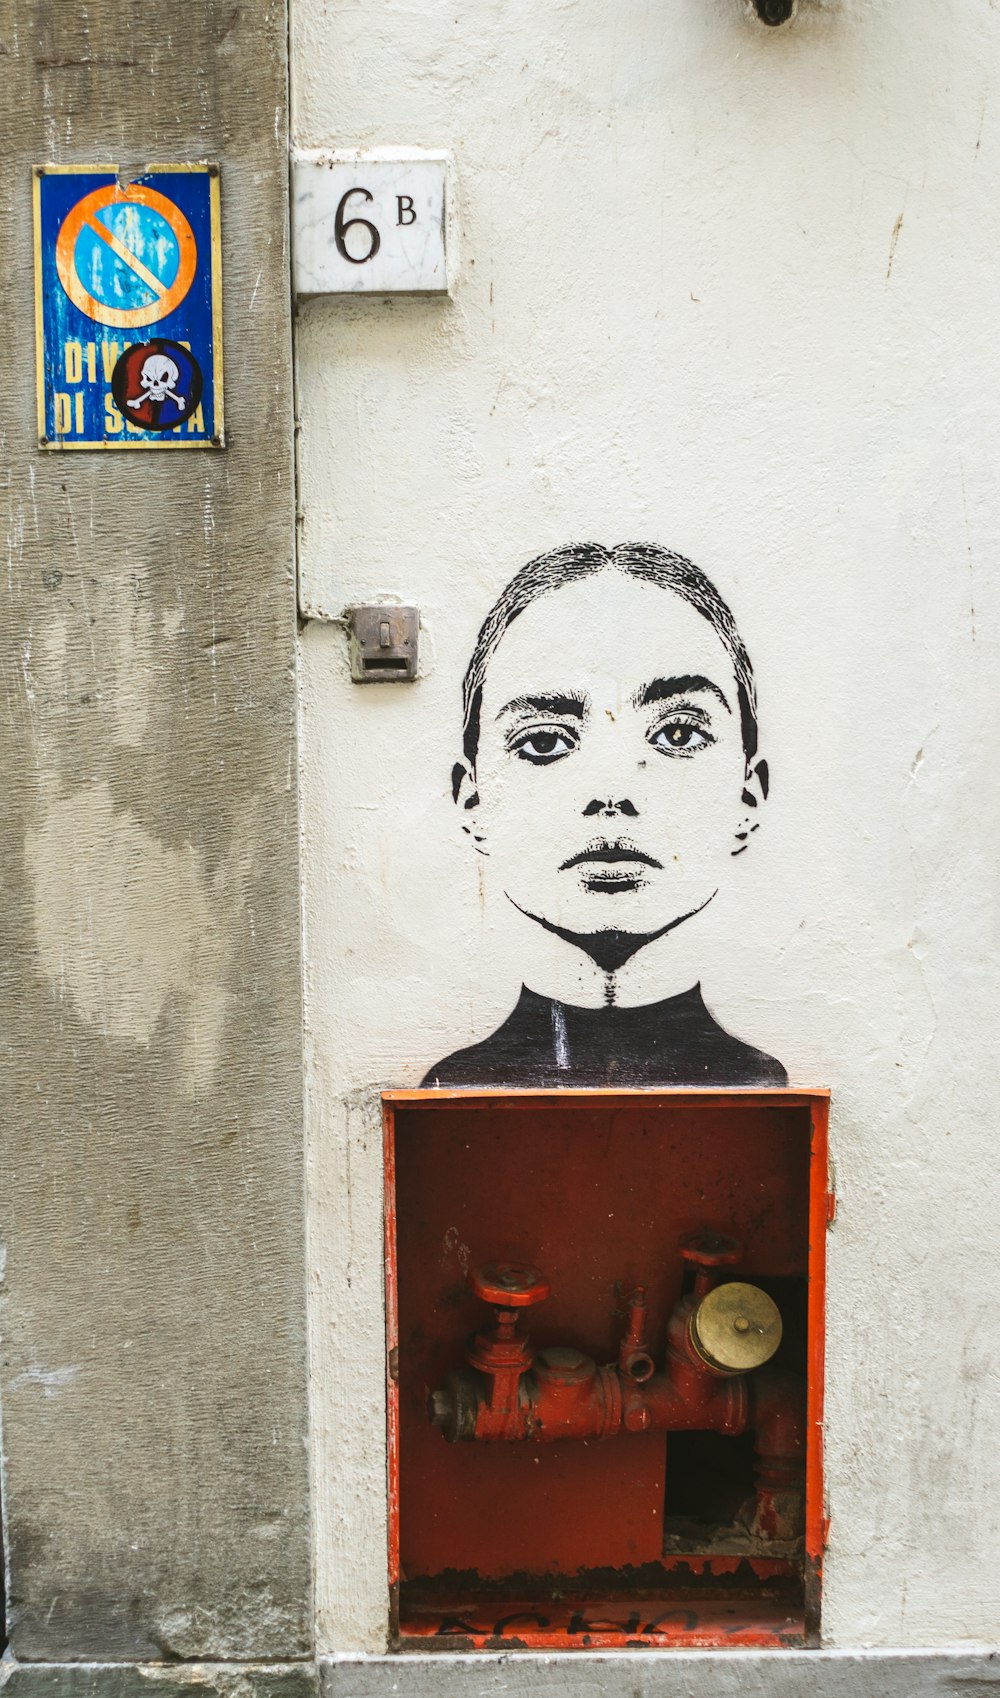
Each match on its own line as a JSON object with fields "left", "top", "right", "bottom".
{"left": 421, "top": 984, "right": 787, "bottom": 1089}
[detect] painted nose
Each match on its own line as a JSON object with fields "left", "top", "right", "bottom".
{"left": 583, "top": 797, "right": 639, "bottom": 818}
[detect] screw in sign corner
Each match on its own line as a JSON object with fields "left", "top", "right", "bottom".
{"left": 33, "top": 164, "right": 223, "bottom": 451}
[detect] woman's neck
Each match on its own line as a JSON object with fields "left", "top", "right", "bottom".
{"left": 507, "top": 903, "right": 710, "bottom": 1011}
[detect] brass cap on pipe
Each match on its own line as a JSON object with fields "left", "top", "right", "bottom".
{"left": 691, "top": 1281, "right": 782, "bottom": 1373}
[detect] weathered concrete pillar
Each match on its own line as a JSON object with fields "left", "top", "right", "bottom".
{"left": 0, "top": 0, "right": 310, "bottom": 1669}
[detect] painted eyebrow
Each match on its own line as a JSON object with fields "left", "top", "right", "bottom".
{"left": 495, "top": 692, "right": 587, "bottom": 721}
{"left": 634, "top": 674, "right": 732, "bottom": 713}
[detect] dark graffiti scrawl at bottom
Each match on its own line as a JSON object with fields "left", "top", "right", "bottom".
{"left": 398, "top": 1600, "right": 806, "bottom": 1647}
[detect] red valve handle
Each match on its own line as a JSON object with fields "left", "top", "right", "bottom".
{"left": 470, "top": 1261, "right": 551, "bottom": 1309}
{"left": 680, "top": 1230, "right": 743, "bottom": 1269}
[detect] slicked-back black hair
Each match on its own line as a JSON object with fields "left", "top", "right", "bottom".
{"left": 461, "top": 542, "right": 759, "bottom": 769}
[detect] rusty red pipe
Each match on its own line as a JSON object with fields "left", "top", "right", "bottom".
{"left": 747, "top": 1365, "right": 806, "bottom": 1541}
{"left": 450, "top": 1291, "right": 750, "bottom": 1445}
{"left": 430, "top": 1247, "right": 805, "bottom": 1540}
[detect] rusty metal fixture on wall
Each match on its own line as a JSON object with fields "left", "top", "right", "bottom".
{"left": 430, "top": 1230, "right": 805, "bottom": 1543}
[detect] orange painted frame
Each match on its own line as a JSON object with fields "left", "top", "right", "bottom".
{"left": 383, "top": 1088, "right": 829, "bottom": 1649}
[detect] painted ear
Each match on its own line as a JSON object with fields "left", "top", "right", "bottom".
{"left": 731, "top": 756, "right": 768, "bottom": 857}
{"left": 452, "top": 759, "right": 488, "bottom": 851}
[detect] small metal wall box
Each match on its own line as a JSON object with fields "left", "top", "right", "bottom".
{"left": 348, "top": 605, "right": 419, "bottom": 682}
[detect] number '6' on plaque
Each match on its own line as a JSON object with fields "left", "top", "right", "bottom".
{"left": 292, "top": 152, "right": 450, "bottom": 296}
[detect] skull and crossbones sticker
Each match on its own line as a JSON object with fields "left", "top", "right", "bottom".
{"left": 111, "top": 338, "right": 203, "bottom": 433}
{"left": 131, "top": 352, "right": 185, "bottom": 409}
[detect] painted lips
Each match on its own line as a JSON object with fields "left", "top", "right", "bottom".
{"left": 560, "top": 841, "right": 663, "bottom": 873}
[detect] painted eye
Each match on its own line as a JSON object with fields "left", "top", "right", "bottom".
{"left": 649, "top": 719, "right": 714, "bottom": 756}
{"left": 510, "top": 727, "right": 577, "bottom": 764}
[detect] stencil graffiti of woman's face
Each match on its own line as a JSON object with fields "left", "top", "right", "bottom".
{"left": 456, "top": 570, "right": 763, "bottom": 970}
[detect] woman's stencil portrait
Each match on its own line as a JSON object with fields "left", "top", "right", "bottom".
{"left": 423, "top": 542, "right": 787, "bottom": 1088}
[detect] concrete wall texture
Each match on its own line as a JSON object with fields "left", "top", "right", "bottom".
{"left": 0, "top": 0, "right": 310, "bottom": 1667}
{"left": 295, "top": 0, "right": 1000, "bottom": 1657}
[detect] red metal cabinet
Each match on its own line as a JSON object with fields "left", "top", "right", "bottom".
{"left": 384, "top": 1089, "right": 828, "bottom": 1650}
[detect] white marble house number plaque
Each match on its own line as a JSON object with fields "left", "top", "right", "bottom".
{"left": 292, "top": 152, "right": 449, "bottom": 295}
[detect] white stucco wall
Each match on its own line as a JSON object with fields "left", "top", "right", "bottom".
{"left": 293, "top": 0, "right": 1000, "bottom": 1653}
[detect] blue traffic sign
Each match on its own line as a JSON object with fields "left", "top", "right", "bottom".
{"left": 33, "top": 164, "right": 224, "bottom": 451}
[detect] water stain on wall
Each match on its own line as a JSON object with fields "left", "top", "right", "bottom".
{"left": 26, "top": 779, "right": 230, "bottom": 1091}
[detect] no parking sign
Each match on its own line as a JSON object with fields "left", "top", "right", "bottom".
{"left": 33, "top": 164, "right": 223, "bottom": 450}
